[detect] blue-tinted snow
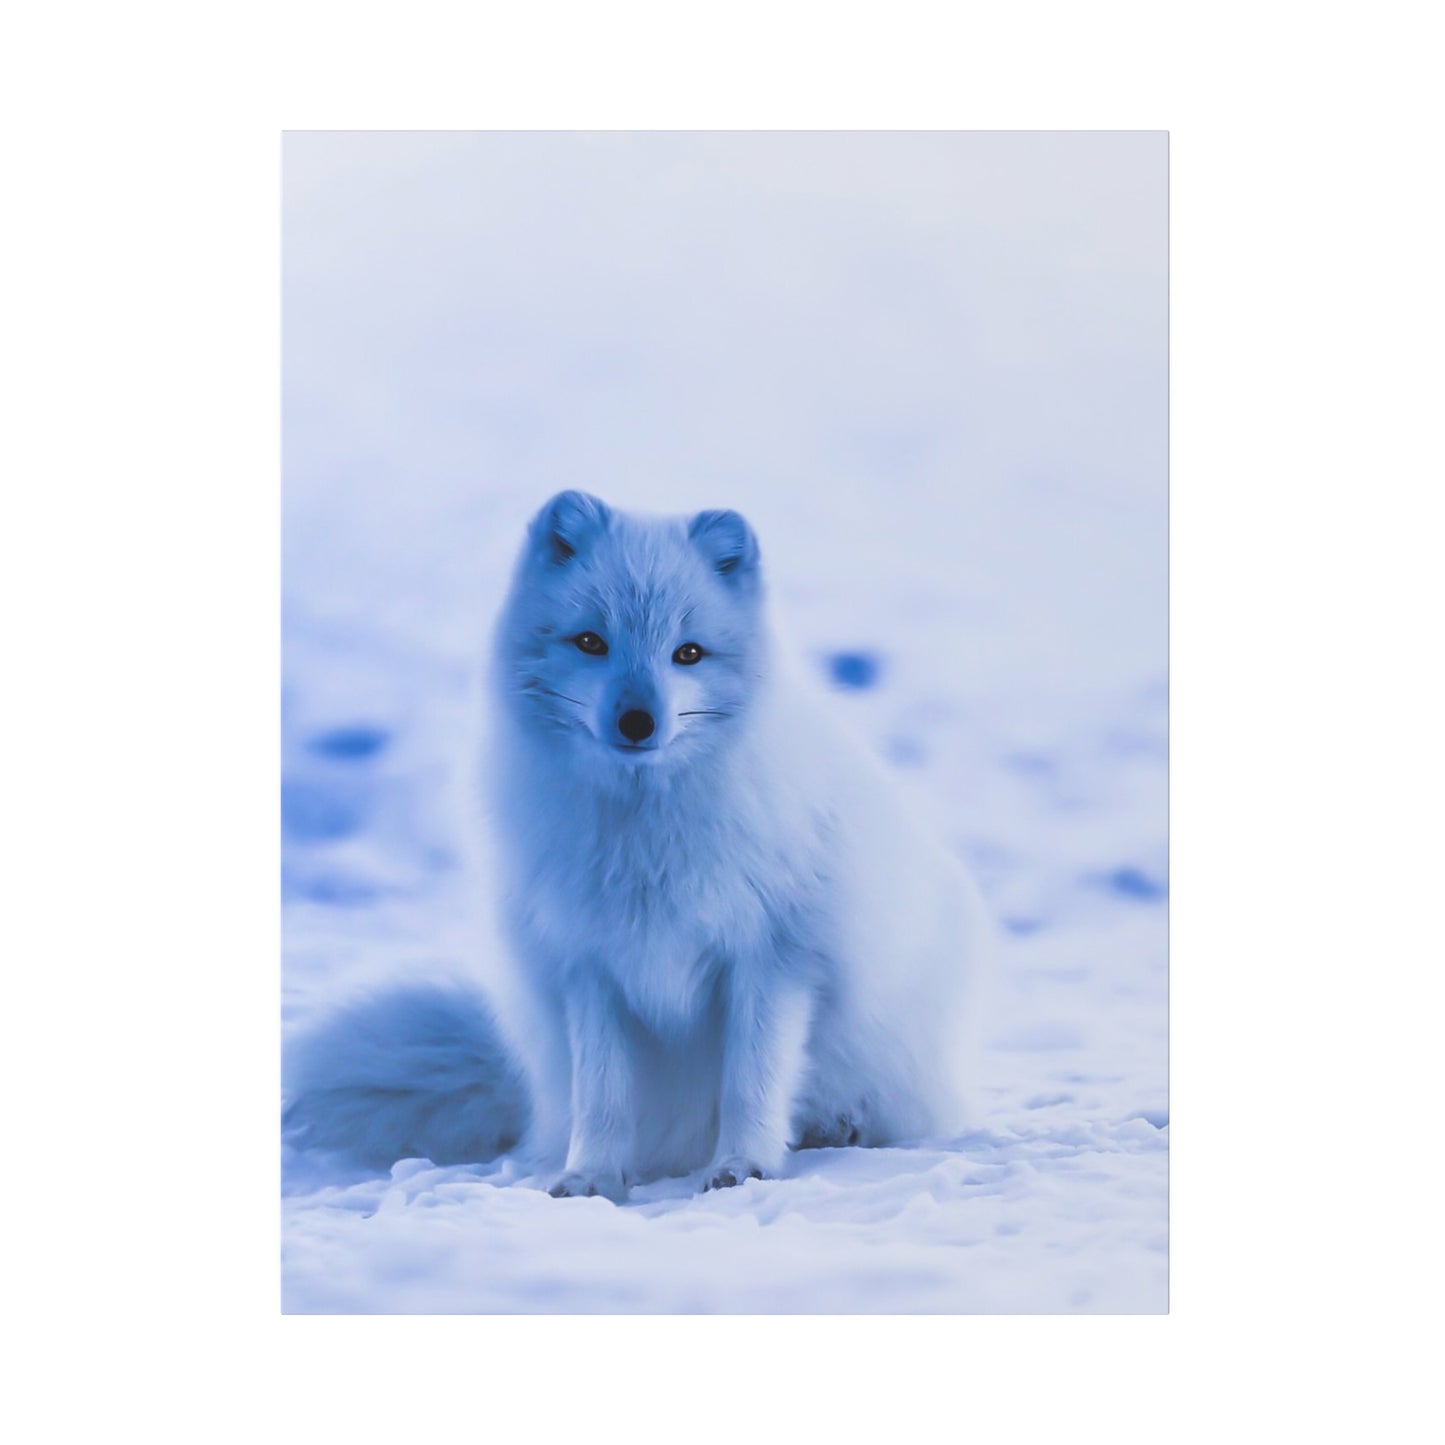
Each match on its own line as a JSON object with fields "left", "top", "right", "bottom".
{"left": 825, "top": 650, "right": 884, "bottom": 690}
{"left": 308, "top": 724, "right": 391, "bottom": 761}
{"left": 281, "top": 132, "right": 1168, "bottom": 1313}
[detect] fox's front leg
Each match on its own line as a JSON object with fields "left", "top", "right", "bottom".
{"left": 706, "top": 973, "right": 814, "bottom": 1191}
{"left": 548, "top": 971, "right": 634, "bottom": 1202}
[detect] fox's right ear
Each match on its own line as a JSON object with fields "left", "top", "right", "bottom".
{"left": 529, "top": 490, "right": 610, "bottom": 566}
{"left": 688, "top": 508, "right": 759, "bottom": 583}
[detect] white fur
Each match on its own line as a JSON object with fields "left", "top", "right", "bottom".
{"left": 486, "top": 491, "right": 989, "bottom": 1199}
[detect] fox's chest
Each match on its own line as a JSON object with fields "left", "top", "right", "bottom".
{"left": 526, "top": 812, "right": 775, "bottom": 1025}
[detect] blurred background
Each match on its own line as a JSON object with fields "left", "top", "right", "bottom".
{"left": 282, "top": 132, "right": 1168, "bottom": 1307}
{"left": 284, "top": 128, "right": 1165, "bottom": 910}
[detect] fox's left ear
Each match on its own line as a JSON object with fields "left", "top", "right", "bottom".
{"left": 530, "top": 490, "right": 611, "bottom": 566}
{"left": 688, "top": 509, "right": 760, "bottom": 584}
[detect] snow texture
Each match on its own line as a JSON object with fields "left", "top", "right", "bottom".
{"left": 282, "top": 131, "right": 1168, "bottom": 1312}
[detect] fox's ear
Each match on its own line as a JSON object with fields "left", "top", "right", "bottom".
{"left": 530, "top": 490, "right": 610, "bottom": 565}
{"left": 688, "top": 509, "right": 759, "bottom": 583}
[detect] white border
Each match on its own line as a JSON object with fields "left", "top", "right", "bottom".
{"left": 7, "top": 1, "right": 1440, "bottom": 1437}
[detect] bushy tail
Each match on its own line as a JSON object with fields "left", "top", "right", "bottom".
{"left": 282, "top": 982, "right": 530, "bottom": 1171}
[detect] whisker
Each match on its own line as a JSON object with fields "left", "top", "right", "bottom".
{"left": 677, "top": 710, "right": 731, "bottom": 718}
{"left": 532, "top": 687, "right": 586, "bottom": 706}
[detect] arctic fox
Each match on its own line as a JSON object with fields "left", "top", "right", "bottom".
{"left": 485, "top": 490, "right": 989, "bottom": 1200}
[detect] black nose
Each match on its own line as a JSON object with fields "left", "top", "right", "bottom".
{"left": 618, "top": 709, "right": 655, "bottom": 743}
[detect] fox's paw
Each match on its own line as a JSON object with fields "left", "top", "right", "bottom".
{"left": 547, "top": 1169, "right": 627, "bottom": 1203}
{"left": 796, "top": 1113, "right": 862, "bottom": 1150}
{"left": 704, "top": 1156, "right": 767, "bottom": 1192}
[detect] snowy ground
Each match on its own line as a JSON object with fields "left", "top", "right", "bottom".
{"left": 281, "top": 132, "right": 1168, "bottom": 1313}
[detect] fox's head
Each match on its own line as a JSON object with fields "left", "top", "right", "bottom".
{"left": 496, "top": 490, "right": 766, "bottom": 768}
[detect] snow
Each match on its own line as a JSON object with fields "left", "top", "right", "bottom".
{"left": 282, "top": 131, "right": 1168, "bottom": 1312}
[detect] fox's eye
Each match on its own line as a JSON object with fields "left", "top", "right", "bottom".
{"left": 573, "top": 632, "right": 608, "bottom": 656}
{"left": 673, "top": 642, "right": 704, "bottom": 666}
